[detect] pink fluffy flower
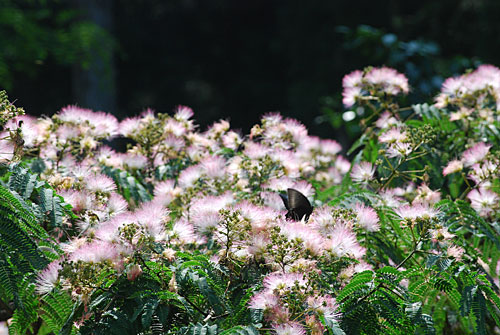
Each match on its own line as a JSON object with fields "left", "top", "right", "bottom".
{"left": 200, "top": 156, "right": 227, "bottom": 179}
{"left": 443, "top": 159, "right": 463, "bottom": 176}
{"left": 35, "top": 261, "right": 61, "bottom": 294}
{"left": 84, "top": 173, "right": 116, "bottom": 193}
{"left": 273, "top": 322, "right": 307, "bottom": 335}
{"left": 178, "top": 165, "right": 202, "bottom": 188}
{"left": 413, "top": 184, "right": 441, "bottom": 205}
{"left": 70, "top": 240, "right": 120, "bottom": 263}
{"left": 379, "top": 128, "right": 407, "bottom": 144}
{"left": 462, "top": 143, "right": 491, "bottom": 167}
{"left": 263, "top": 272, "right": 307, "bottom": 293}
{"left": 323, "top": 224, "right": 365, "bottom": 259}
{"left": 395, "top": 203, "right": 439, "bottom": 220}
{"left": 354, "top": 203, "right": 380, "bottom": 232}
{"left": 279, "top": 221, "right": 324, "bottom": 255}
{"left": 0, "top": 138, "right": 14, "bottom": 163}
{"left": 342, "top": 86, "right": 362, "bottom": 108}
{"left": 350, "top": 162, "right": 375, "bottom": 183}
{"left": 467, "top": 188, "right": 498, "bottom": 217}
{"left": 307, "top": 295, "right": 340, "bottom": 320}
{"left": 248, "top": 291, "right": 279, "bottom": 310}
{"left": 174, "top": 105, "right": 194, "bottom": 121}
{"left": 127, "top": 264, "right": 142, "bottom": 281}
{"left": 447, "top": 245, "right": 465, "bottom": 260}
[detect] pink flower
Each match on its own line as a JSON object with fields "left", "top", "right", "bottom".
{"left": 35, "top": 261, "right": 61, "bottom": 294}
{"left": 365, "top": 67, "right": 409, "bottom": 94}
{"left": 119, "top": 116, "right": 141, "bottom": 137}
{"left": 467, "top": 188, "right": 498, "bottom": 217}
{"left": 200, "top": 156, "right": 226, "bottom": 179}
{"left": 279, "top": 221, "right": 324, "bottom": 255}
{"left": 174, "top": 105, "right": 194, "bottom": 121}
{"left": 263, "top": 272, "right": 307, "bottom": 293}
{"left": 273, "top": 322, "right": 306, "bottom": 335}
{"left": 354, "top": 203, "right": 380, "bottom": 232}
{"left": 135, "top": 201, "right": 169, "bottom": 241}
{"left": 0, "top": 138, "right": 14, "bottom": 163}
{"left": 386, "top": 142, "right": 412, "bottom": 158}
{"left": 395, "top": 203, "right": 439, "bottom": 220}
{"left": 70, "top": 240, "right": 120, "bottom": 263}
{"left": 178, "top": 165, "right": 202, "bottom": 188}
{"left": 462, "top": 143, "right": 491, "bottom": 167}
{"left": 342, "top": 70, "right": 363, "bottom": 89}
{"left": 379, "top": 128, "right": 407, "bottom": 143}
{"left": 84, "top": 173, "right": 116, "bottom": 193}
{"left": 375, "top": 111, "right": 400, "bottom": 129}
{"left": 443, "top": 159, "right": 463, "bottom": 176}
{"left": 127, "top": 264, "right": 142, "bottom": 281}
{"left": 323, "top": 224, "right": 365, "bottom": 259}
{"left": 447, "top": 245, "right": 465, "bottom": 260}
{"left": 413, "top": 184, "right": 441, "bottom": 205}
{"left": 248, "top": 291, "right": 279, "bottom": 310}
{"left": 350, "top": 162, "right": 375, "bottom": 183}
{"left": 170, "top": 219, "right": 197, "bottom": 245}
{"left": 342, "top": 86, "right": 362, "bottom": 108}
{"left": 107, "top": 193, "right": 128, "bottom": 215}
{"left": 307, "top": 295, "right": 340, "bottom": 320}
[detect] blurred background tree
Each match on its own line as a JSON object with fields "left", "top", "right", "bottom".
{"left": 3, "top": 0, "right": 500, "bottom": 147}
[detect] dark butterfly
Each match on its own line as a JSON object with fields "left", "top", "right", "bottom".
{"left": 279, "top": 188, "right": 313, "bottom": 221}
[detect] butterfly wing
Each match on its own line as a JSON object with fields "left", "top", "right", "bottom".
{"left": 279, "top": 193, "right": 290, "bottom": 210}
{"left": 286, "top": 188, "right": 313, "bottom": 221}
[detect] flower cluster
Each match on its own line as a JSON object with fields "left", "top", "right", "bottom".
{"left": 8, "top": 104, "right": 361, "bottom": 331}
{"left": 342, "top": 66, "right": 409, "bottom": 108}
{"left": 434, "top": 64, "right": 500, "bottom": 113}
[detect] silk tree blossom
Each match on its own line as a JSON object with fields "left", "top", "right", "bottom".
{"left": 395, "top": 203, "right": 439, "bottom": 221}
{"left": 467, "top": 188, "right": 499, "bottom": 217}
{"left": 323, "top": 224, "right": 366, "bottom": 259}
{"left": 248, "top": 291, "right": 279, "bottom": 310}
{"left": 200, "top": 156, "right": 227, "bottom": 179}
{"left": 0, "top": 138, "right": 15, "bottom": 163}
{"left": 430, "top": 227, "right": 455, "bottom": 242}
{"left": 386, "top": 142, "right": 412, "bottom": 158}
{"left": 354, "top": 203, "right": 380, "bottom": 232}
{"left": 413, "top": 184, "right": 441, "bottom": 205}
{"left": 134, "top": 201, "right": 169, "bottom": 241}
{"left": 375, "top": 111, "right": 401, "bottom": 129}
{"left": 307, "top": 295, "right": 340, "bottom": 320}
{"left": 273, "top": 322, "right": 307, "bottom": 335}
{"left": 350, "top": 162, "right": 375, "bottom": 183}
{"left": 177, "top": 165, "right": 203, "bottom": 188}
{"left": 443, "top": 159, "right": 463, "bottom": 176}
{"left": 35, "top": 261, "right": 62, "bottom": 294}
{"left": 84, "top": 173, "right": 116, "bottom": 193}
{"left": 342, "top": 67, "right": 409, "bottom": 107}
{"left": 107, "top": 193, "right": 128, "bottom": 216}
{"left": 342, "top": 70, "right": 363, "bottom": 89}
{"left": 6, "top": 115, "right": 40, "bottom": 147}
{"left": 378, "top": 128, "right": 407, "bottom": 144}
{"left": 279, "top": 221, "right": 325, "bottom": 255}
{"left": 434, "top": 64, "right": 500, "bottom": 109}
{"left": 364, "top": 67, "right": 409, "bottom": 94}
{"left": 468, "top": 160, "right": 498, "bottom": 185}
{"left": 263, "top": 272, "right": 307, "bottom": 294}
{"left": 70, "top": 240, "right": 120, "bottom": 263}
{"left": 447, "top": 245, "right": 465, "bottom": 260}
{"left": 462, "top": 142, "right": 491, "bottom": 167}
{"left": 342, "top": 86, "right": 363, "bottom": 108}
{"left": 57, "top": 105, "right": 119, "bottom": 138}
{"left": 189, "top": 193, "right": 234, "bottom": 233}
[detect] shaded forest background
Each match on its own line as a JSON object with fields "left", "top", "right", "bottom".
{"left": 2, "top": 0, "right": 500, "bottom": 146}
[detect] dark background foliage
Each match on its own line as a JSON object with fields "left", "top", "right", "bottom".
{"left": 4, "top": 0, "right": 500, "bottom": 142}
